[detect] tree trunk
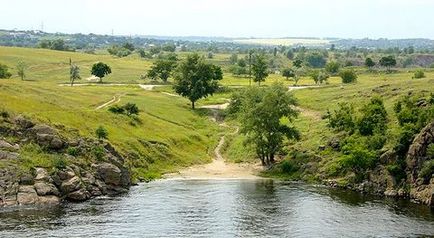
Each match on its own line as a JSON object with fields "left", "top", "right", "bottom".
{"left": 191, "top": 100, "right": 195, "bottom": 110}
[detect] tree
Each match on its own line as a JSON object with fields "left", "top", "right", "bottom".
{"left": 146, "top": 59, "right": 177, "bottom": 82}
{"left": 95, "top": 126, "right": 108, "bottom": 140}
{"left": 251, "top": 54, "right": 268, "bottom": 86}
{"left": 173, "top": 54, "right": 223, "bottom": 109}
{"left": 91, "top": 62, "right": 111, "bottom": 83}
{"left": 286, "top": 50, "right": 294, "bottom": 60}
{"left": 0, "top": 63, "right": 12, "bottom": 79}
{"left": 282, "top": 68, "right": 295, "bottom": 80}
{"left": 365, "top": 57, "right": 375, "bottom": 69}
{"left": 293, "top": 59, "right": 303, "bottom": 68}
{"left": 325, "top": 61, "right": 340, "bottom": 75}
{"left": 379, "top": 55, "right": 396, "bottom": 72}
{"left": 305, "top": 52, "right": 326, "bottom": 68}
{"left": 16, "top": 61, "right": 27, "bottom": 80}
{"left": 310, "top": 70, "right": 329, "bottom": 84}
{"left": 340, "top": 69, "right": 357, "bottom": 83}
{"left": 69, "top": 64, "right": 81, "bottom": 86}
{"left": 358, "top": 97, "right": 388, "bottom": 136}
{"left": 233, "top": 83, "right": 300, "bottom": 166}
{"left": 122, "top": 42, "right": 135, "bottom": 51}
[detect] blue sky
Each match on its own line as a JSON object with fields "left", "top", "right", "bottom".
{"left": 1, "top": 0, "right": 433, "bottom": 39}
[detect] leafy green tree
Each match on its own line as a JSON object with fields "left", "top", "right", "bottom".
{"left": 339, "top": 69, "right": 357, "bottom": 83}
{"left": 305, "top": 52, "right": 326, "bottom": 68}
{"left": 69, "top": 64, "right": 81, "bottom": 86}
{"left": 0, "top": 63, "right": 12, "bottom": 79}
{"left": 326, "top": 102, "right": 356, "bottom": 133}
{"left": 325, "top": 61, "right": 340, "bottom": 75}
{"left": 122, "top": 42, "right": 135, "bottom": 51}
{"left": 91, "top": 62, "right": 111, "bottom": 83}
{"left": 282, "top": 68, "right": 295, "bottom": 80}
{"left": 251, "top": 54, "right": 269, "bottom": 86}
{"left": 365, "top": 57, "right": 375, "bottom": 69}
{"left": 95, "top": 126, "right": 108, "bottom": 140}
{"left": 16, "top": 61, "right": 27, "bottom": 80}
{"left": 233, "top": 83, "right": 300, "bottom": 166}
{"left": 146, "top": 59, "right": 177, "bottom": 82}
{"left": 173, "top": 54, "right": 223, "bottom": 109}
{"left": 162, "top": 44, "right": 176, "bottom": 52}
{"left": 379, "top": 55, "right": 397, "bottom": 72}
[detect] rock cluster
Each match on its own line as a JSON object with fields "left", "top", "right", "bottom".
{"left": 0, "top": 115, "right": 131, "bottom": 207}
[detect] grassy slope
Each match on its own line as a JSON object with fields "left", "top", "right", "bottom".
{"left": 0, "top": 47, "right": 220, "bottom": 180}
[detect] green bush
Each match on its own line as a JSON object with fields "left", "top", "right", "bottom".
{"left": 91, "top": 146, "right": 105, "bottom": 161}
{"left": 281, "top": 160, "right": 298, "bottom": 174}
{"left": 95, "top": 126, "right": 108, "bottom": 140}
{"left": 124, "top": 103, "right": 139, "bottom": 116}
{"left": 67, "top": 147, "right": 79, "bottom": 156}
{"left": 326, "top": 102, "right": 356, "bottom": 133}
{"left": 357, "top": 97, "right": 388, "bottom": 136}
{"left": 108, "top": 105, "right": 125, "bottom": 114}
{"left": 0, "top": 109, "right": 9, "bottom": 118}
{"left": 340, "top": 137, "right": 378, "bottom": 174}
{"left": 386, "top": 163, "right": 406, "bottom": 182}
{"left": 339, "top": 69, "right": 357, "bottom": 83}
{"left": 0, "top": 63, "right": 12, "bottom": 79}
{"left": 413, "top": 69, "right": 425, "bottom": 79}
{"left": 53, "top": 157, "right": 67, "bottom": 170}
{"left": 427, "top": 144, "right": 434, "bottom": 159}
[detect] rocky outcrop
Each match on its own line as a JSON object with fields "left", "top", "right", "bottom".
{"left": 405, "top": 121, "right": 434, "bottom": 206}
{"left": 0, "top": 115, "right": 131, "bottom": 207}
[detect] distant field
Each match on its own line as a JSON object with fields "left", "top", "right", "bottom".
{"left": 233, "top": 38, "right": 330, "bottom": 46}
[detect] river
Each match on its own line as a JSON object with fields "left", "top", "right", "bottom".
{"left": 0, "top": 179, "right": 433, "bottom": 238}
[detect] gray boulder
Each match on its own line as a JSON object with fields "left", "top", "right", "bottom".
{"left": 34, "top": 182, "right": 59, "bottom": 196}
{"left": 16, "top": 185, "right": 39, "bottom": 205}
{"left": 14, "top": 115, "right": 34, "bottom": 129}
{"left": 60, "top": 176, "right": 81, "bottom": 194}
{"left": 0, "top": 150, "right": 19, "bottom": 160}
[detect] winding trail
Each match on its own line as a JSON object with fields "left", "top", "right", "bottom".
{"left": 163, "top": 104, "right": 261, "bottom": 180}
{"left": 95, "top": 94, "right": 123, "bottom": 110}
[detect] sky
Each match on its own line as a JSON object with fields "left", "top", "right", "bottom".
{"left": 1, "top": 0, "right": 433, "bottom": 39}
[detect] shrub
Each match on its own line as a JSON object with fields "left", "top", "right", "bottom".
{"left": 95, "top": 126, "right": 108, "bottom": 140}
{"left": 340, "top": 141, "right": 377, "bottom": 177}
{"left": 66, "top": 147, "right": 79, "bottom": 156}
{"left": 91, "top": 145, "right": 105, "bottom": 161}
{"left": 427, "top": 144, "right": 434, "bottom": 159}
{"left": 281, "top": 160, "right": 298, "bottom": 174}
{"left": 0, "top": 63, "right": 12, "bottom": 79}
{"left": 53, "top": 157, "right": 67, "bottom": 170}
{"left": 339, "top": 69, "right": 357, "bottom": 83}
{"left": 124, "top": 103, "right": 139, "bottom": 116}
{"left": 108, "top": 105, "right": 125, "bottom": 114}
{"left": 357, "top": 97, "right": 388, "bottom": 136}
{"left": 325, "top": 61, "right": 340, "bottom": 74}
{"left": 386, "top": 163, "right": 406, "bottom": 182}
{"left": 326, "top": 103, "right": 356, "bottom": 133}
{"left": 0, "top": 109, "right": 9, "bottom": 118}
{"left": 413, "top": 69, "right": 425, "bottom": 79}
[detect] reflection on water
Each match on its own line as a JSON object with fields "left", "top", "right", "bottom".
{"left": 0, "top": 179, "right": 433, "bottom": 238}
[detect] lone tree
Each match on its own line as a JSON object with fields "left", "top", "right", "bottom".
{"left": 251, "top": 54, "right": 269, "bottom": 86}
{"left": 69, "top": 64, "right": 81, "bottom": 86}
{"left": 282, "top": 68, "right": 295, "bottom": 80}
{"left": 379, "top": 56, "right": 396, "bottom": 72}
{"left": 229, "top": 83, "right": 300, "bottom": 166}
{"left": 16, "top": 61, "right": 28, "bottom": 80}
{"left": 325, "top": 61, "right": 340, "bottom": 75}
{"left": 91, "top": 62, "right": 111, "bottom": 83}
{"left": 146, "top": 59, "right": 177, "bottom": 82}
{"left": 173, "top": 54, "right": 223, "bottom": 109}
{"left": 365, "top": 57, "right": 375, "bottom": 69}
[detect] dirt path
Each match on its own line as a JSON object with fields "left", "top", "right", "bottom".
{"left": 294, "top": 106, "right": 322, "bottom": 121}
{"left": 95, "top": 94, "right": 122, "bottom": 110}
{"left": 163, "top": 105, "right": 261, "bottom": 180}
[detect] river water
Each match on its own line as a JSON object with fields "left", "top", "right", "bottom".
{"left": 0, "top": 179, "right": 433, "bottom": 238}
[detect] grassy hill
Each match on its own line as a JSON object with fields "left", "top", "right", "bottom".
{"left": 0, "top": 47, "right": 222, "bottom": 180}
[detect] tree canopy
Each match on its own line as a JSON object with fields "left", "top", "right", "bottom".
{"left": 228, "top": 83, "right": 300, "bottom": 166}
{"left": 251, "top": 54, "right": 269, "bottom": 86}
{"left": 91, "top": 62, "right": 111, "bottom": 83}
{"left": 173, "top": 54, "right": 223, "bottom": 109}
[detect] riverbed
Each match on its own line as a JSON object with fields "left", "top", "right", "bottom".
{"left": 1, "top": 179, "right": 433, "bottom": 237}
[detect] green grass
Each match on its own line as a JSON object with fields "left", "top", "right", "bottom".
{"left": 0, "top": 46, "right": 221, "bottom": 180}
